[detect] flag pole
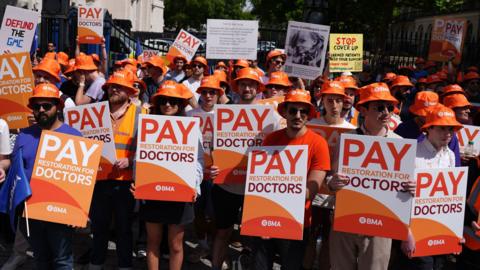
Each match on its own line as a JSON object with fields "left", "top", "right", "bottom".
{"left": 24, "top": 201, "right": 30, "bottom": 237}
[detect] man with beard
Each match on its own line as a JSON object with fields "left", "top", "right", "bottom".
{"left": 89, "top": 70, "right": 145, "bottom": 270}
{"left": 165, "top": 54, "right": 187, "bottom": 82}
{"left": 12, "top": 83, "right": 82, "bottom": 269}
{"left": 390, "top": 75, "right": 414, "bottom": 121}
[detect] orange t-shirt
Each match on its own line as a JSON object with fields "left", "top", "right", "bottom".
{"left": 263, "top": 128, "right": 331, "bottom": 227}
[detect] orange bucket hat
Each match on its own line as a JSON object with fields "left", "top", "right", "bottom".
{"left": 121, "top": 58, "right": 138, "bottom": 67}
{"left": 196, "top": 75, "right": 225, "bottom": 96}
{"left": 74, "top": 54, "right": 97, "bottom": 71}
{"left": 441, "top": 84, "right": 465, "bottom": 97}
{"left": 232, "top": 67, "right": 265, "bottom": 92}
{"left": 151, "top": 80, "right": 193, "bottom": 104}
{"left": 391, "top": 75, "right": 413, "bottom": 88}
{"left": 356, "top": 82, "right": 399, "bottom": 108}
{"left": 320, "top": 81, "right": 347, "bottom": 97}
{"left": 28, "top": 83, "right": 63, "bottom": 108}
{"left": 173, "top": 54, "right": 188, "bottom": 64}
{"left": 277, "top": 89, "right": 316, "bottom": 119}
{"left": 426, "top": 74, "right": 442, "bottom": 84}
{"left": 33, "top": 58, "right": 61, "bottom": 83}
{"left": 57, "top": 52, "right": 69, "bottom": 66}
{"left": 145, "top": 55, "right": 168, "bottom": 75}
{"left": 266, "top": 71, "right": 292, "bottom": 88}
{"left": 382, "top": 72, "right": 397, "bottom": 83}
{"left": 417, "top": 77, "right": 427, "bottom": 84}
{"left": 63, "top": 59, "right": 76, "bottom": 76}
{"left": 443, "top": 94, "right": 471, "bottom": 109}
{"left": 265, "top": 49, "right": 286, "bottom": 67}
{"left": 421, "top": 105, "right": 463, "bottom": 131}
{"left": 334, "top": 75, "right": 358, "bottom": 90}
{"left": 463, "top": 71, "right": 480, "bottom": 82}
{"left": 234, "top": 59, "right": 249, "bottom": 69}
{"left": 213, "top": 70, "right": 228, "bottom": 85}
{"left": 102, "top": 70, "right": 136, "bottom": 94}
{"left": 409, "top": 91, "right": 439, "bottom": 117}
{"left": 90, "top": 53, "right": 100, "bottom": 64}
{"left": 192, "top": 56, "right": 208, "bottom": 68}
{"left": 215, "top": 61, "right": 227, "bottom": 69}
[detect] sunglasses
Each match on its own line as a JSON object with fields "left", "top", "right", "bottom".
{"left": 192, "top": 64, "right": 204, "bottom": 69}
{"left": 201, "top": 90, "right": 217, "bottom": 96}
{"left": 272, "top": 60, "right": 285, "bottom": 66}
{"left": 374, "top": 104, "right": 395, "bottom": 113}
{"left": 158, "top": 98, "right": 181, "bottom": 106}
{"left": 31, "top": 102, "right": 55, "bottom": 111}
{"left": 288, "top": 107, "right": 310, "bottom": 116}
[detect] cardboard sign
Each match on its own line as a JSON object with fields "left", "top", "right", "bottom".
{"left": 329, "top": 34, "right": 363, "bottom": 72}
{"left": 212, "top": 104, "right": 277, "bottom": 184}
{"left": 284, "top": 21, "right": 330, "bottom": 80}
{"left": 455, "top": 125, "right": 480, "bottom": 156}
{"left": 189, "top": 111, "right": 214, "bottom": 167}
{"left": 388, "top": 114, "right": 402, "bottom": 131}
{"left": 135, "top": 115, "right": 200, "bottom": 202}
{"left": 0, "top": 5, "right": 40, "bottom": 53}
{"left": 64, "top": 102, "right": 116, "bottom": 180}
{"left": 241, "top": 145, "right": 307, "bottom": 240}
{"left": 428, "top": 17, "right": 466, "bottom": 64}
{"left": 166, "top": 29, "right": 201, "bottom": 63}
{"left": 142, "top": 50, "right": 159, "bottom": 62}
{"left": 78, "top": 6, "right": 104, "bottom": 44}
{"left": 27, "top": 130, "right": 103, "bottom": 227}
{"left": 411, "top": 167, "right": 468, "bottom": 257}
{"left": 334, "top": 133, "right": 417, "bottom": 240}
{"left": 0, "top": 52, "right": 34, "bottom": 129}
{"left": 206, "top": 19, "right": 259, "bottom": 60}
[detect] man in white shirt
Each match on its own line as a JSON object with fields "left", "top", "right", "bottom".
{"left": 183, "top": 56, "right": 208, "bottom": 109}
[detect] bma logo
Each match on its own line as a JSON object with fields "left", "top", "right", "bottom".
{"left": 358, "top": 216, "right": 383, "bottom": 226}
{"left": 427, "top": 239, "right": 445, "bottom": 247}
{"left": 46, "top": 204, "right": 67, "bottom": 214}
{"left": 155, "top": 185, "right": 175, "bottom": 192}
{"left": 261, "top": 219, "right": 281, "bottom": 227}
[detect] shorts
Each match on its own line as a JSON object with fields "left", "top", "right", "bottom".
{"left": 212, "top": 185, "right": 244, "bottom": 229}
{"left": 139, "top": 200, "right": 194, "bottom": 225}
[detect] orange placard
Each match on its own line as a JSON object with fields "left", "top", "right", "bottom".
{"left": 0, "top": 52, "right": 33, "bottom": 129}
{"left": 27, "top": 130, "right": 103, "bottom": 227}
{"left": 241, "top": 145, "right": 307, "bottom": 240}
{"left": 78, "top": 6, "right": 104, "bottom": 44}
{"left": 189, "top": 111, "right": 214, "bottom": 167}
{"left": 212, "top": 104, "right": 277, "bottom": 185}
{"left": 411, "top": 167, "right": 468, "bottom": 257}
{"left": 135, "top": 115, "right": 200, "bottom": 202}
{"left": 428, "top": 17, "right": 466, "bottom": 64}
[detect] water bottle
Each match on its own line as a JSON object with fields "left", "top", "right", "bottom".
{"left": 465, "top": 141, "right": 475, "bottom": 157}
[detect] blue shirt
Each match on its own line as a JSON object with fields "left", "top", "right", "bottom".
{"left": 12, "top": 124, "right": 82, "bottom": 181}
{"left": 395, "top": 119, "right": 461, "bottom": 166}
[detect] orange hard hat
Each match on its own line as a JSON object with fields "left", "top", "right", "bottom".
{"left": 145, "top": 55, "right": 168, "bottom": 74}
{"left": 266, "top": 71, "right": 292, "bottom": 88}
{"left": 421, "top": 105, "right": 463, "bottom": 131}
{"left": 74, "top": 54, "right": 97, "bottom": 71}
{"left": 356, "top": 82, "right": 399, "bottom": 109}
{"left": 57, "top": 52, "right": 69, "bottom": 66}
{"left": 213, "top": 70, "right": 228, "bottom": 85}
{"left": 102, "top": 70, "right": 136, "bottom": 94}
{"left": 320, "top": 81, "right": 347, "bottom": 98}
{"left": 234, "top": 59, "right": 250, "bottom": 69}
{"left": 232, "top": 67, "right": 265, "bottom": 92}
{"left": 391, "top": 75, "right": 413, "bottom": 88}
{"left": 151, "top": 80, "right": 193, "bottom": 104}
{"left": 28, "top": 83, "right": 63, "bottom": 108}
{"left": 382, "top": 72, "right": 397, "bottom": 82}
{"left": 409, "top": 91, "right": 440, "bottom": 117}
{"left": 32, "top": 58, "right": 61, "bottom": 83}
{"left": 463, "top": 71, "right": 480, "bottom": 82}
{"left": 426, "top": 74, "right": 443, "bottom": 84}
{"left": 265, "top": 49, "right": 286, "bottom": 67}
{"left": 277, "top": 89, "right": 316, "bottom": 120}
{"left": 196, "top": 75, "right": 225, "bottom": 96}
{"left": 443, "top": 93, "right": 471, "bottom": 109}
{"left": 334, "top": 75, "right": 358, "bottom": 90}
{"left": 441, "top": 84, "right": 465, "bottom": 97}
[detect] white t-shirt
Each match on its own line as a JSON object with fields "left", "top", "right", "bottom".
{"left": 86, "top": 76, "right": 106, "bottom": 102}
{"left": 0, "top": 119, "right": 12, "bottom": 155}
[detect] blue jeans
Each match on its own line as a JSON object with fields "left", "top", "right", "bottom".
{"left": 21, "top": 219, "right": 73, "bottom": 270}
{"left": 89, "top": 180, "right": 134, "bottom": 268}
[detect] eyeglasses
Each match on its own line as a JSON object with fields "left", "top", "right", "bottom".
{"left": 201, "top": 90, "right": 217, "bottom": 96}
{"left": 374, "top": 104, "right": 395, "bottom": 113}
{"left": 272, "top": 60, "right": 285, "bottom": 66}
{"left": 192, "top": 64, "right": 204, "bottom": 69}
{"left": 133, "top": 83, "right": 141, "bottom": 88}
{"left": 31, "top": 102, "right": 55, "bottom": 111}
{"left": 288, "top": 107, "right": 309, "bottom": 116}
{"left": 158, "top": 98, "right": 181, "bottom": 106}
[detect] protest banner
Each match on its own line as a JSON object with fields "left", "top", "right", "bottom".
{"left": 411, "top": 167, "right": 468, "bottom": 257}
{"left": 428, "top": 17, "right": 466, "bottom": 64}
{"left": 329, "top": 34, "right": 363, "bottom": 73}
{"left": 241, "top": 145, "right": 308, "bottom": 240}
{"left": 0, "top": 5, "right": 40, "bottom": 53}
{"left": 284, "top": 21, "right": 330, "bottom": 80}
{"left": 135, "top": 115, "right": 200, "bottom": 202}
{"left": 166, "top": 29, "right": 202, "bottom": 63}
{"left": 142, "top": 49, "right": 160, "bottom": 62}
{"left": 212, "top": 104, "right": 277, "bottom": 184}
{"left": 189, "top": 111, "right": 214, "bottom": 166}
{"left": 78, "top": 6, "right": 104, "bottom": 44}
{"left": 455, "top": 124, "right": 480, "bottom": 156}
{"left": 206, "top": 19, "right": 259, "bottom": 60}
{"left": 27, "top": 130, "right": 103, "bottom": 227}
{"left": 0, "top": 52, "right": 34, "bottom": 129}
{"left": 64, "top": 101, "right": 116, "bottom": 180}
{"left": 334, "top": 133, "right": 417, "bottom": 240}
